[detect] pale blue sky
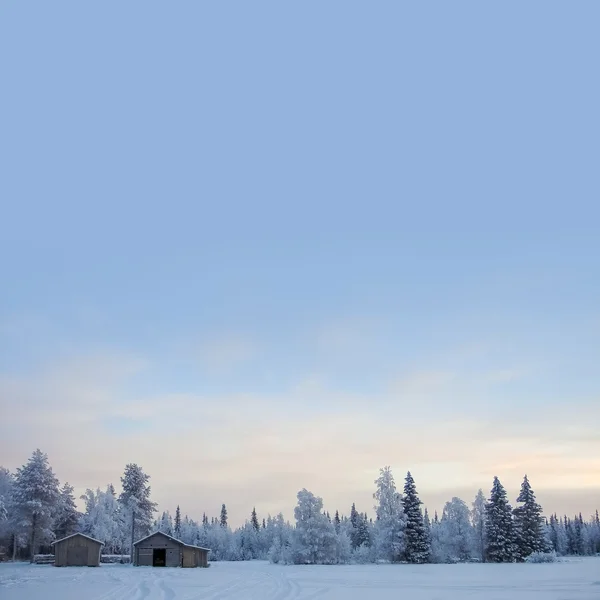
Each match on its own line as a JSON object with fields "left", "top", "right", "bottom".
{"left": 1, "top": 2, "right": 599, "bottom": 524}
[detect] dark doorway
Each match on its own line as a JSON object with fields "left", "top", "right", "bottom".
{"left": 153, "top": 548, "right": 166, "bottom": 567}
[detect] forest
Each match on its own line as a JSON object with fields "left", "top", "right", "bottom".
{"left": 1, "top": 449, "right": 598, "bottom": 565}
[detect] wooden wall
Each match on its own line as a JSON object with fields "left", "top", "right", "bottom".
{"left": 134, "top": 533, "right": 182, "bottom": 567}
{"left": 54, "top": 535, "right": 102, "bottom": 567}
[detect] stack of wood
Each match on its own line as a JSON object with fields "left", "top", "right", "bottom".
{"left": 33, "top": 554, "right": 55, "bottom": 565}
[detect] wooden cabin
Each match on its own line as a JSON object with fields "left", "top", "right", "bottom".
{"left": 133, "top": 531, "right": 209, "bottom": 568}
{"left": 52, "top": 533, "right": 103, "bottom": 567}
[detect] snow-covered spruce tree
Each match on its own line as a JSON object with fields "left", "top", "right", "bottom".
{"left": 290, "top": 489, "right": 339, "bottom": 564}
{"left": 350, "top": 503, "right": 359, "bottom": 529}
{"left": 485, "top": 476, "right": 515, "bottom": 562}
{"left": 12, "top": 449, "right": 60, "bottom": 561}
{"left": 573, "top": 514, "right": 585, "bottom": 555}
{"left": 118, "top": 464, "right": 157, "bottom": 554}
{"left": 439, "top": 497, "right": 475, "bottom": 562}
{"left": 54, "top": 483, "right": 79, "bottom": 539}
{"left": 471, "top": 489, "right": 487, "bottom": 562}
{"left": 354, "top": 513, "right": 372, "bottom": 549}
{"left": 220, "top": 504, "right": 228, "bottom": 527}
{"left": 593, "top": 511, "right": 600, "bottom": 554}
{"left": 547, "top": 514, "right": 560, "bottom": 554}
{"left": 174, "top": 505, "right": 181, "bottom": 537}
{"left": 334, "top": 510, "right": 341, "bottom": 533}
{"left": 373, "top": 466, "right": 406, "bottom": 562}
{"left": 403, "top": 471, "right": 430, "bottom": 563}
{"left": 251, "top": 507, "right": 260, "bottom": 532}
{"left": 513, "top": 475, "right": 547, "bottom": 560}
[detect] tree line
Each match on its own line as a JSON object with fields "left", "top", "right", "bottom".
{"left": 0, "top": 450, "right": 598, "bottom": 564}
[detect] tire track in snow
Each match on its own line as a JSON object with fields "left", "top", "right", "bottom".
{"left": 131, "top": 575, "right": 151, "bottom": 600}
{"left": 187, "top": 574, "right": 246, "bottom": 600}
{"left": 266, "top": 567, "right": 301, "bottom": 600}
{"left": 158, "top": 575, "right": 176, "bottom": 600}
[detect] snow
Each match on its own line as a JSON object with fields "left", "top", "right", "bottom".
{"left": 1, "top": 558, "right": 599, "bottom": 600}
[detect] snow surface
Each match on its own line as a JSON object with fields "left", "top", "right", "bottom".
{"left": 1, "top": 558, "right": 599, "bottom": 599}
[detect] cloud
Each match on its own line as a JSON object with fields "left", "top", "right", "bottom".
{"left": 196, "top": 334, "right": 258, "bottom": 374}
{"left": 1, "top": 352, "right": 598, "bottom": 526}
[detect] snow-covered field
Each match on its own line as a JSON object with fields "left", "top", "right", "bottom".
{"left": 1, "top": 559, "right": 599, "bottom": 599}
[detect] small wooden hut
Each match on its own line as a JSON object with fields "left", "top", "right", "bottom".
{"left": 133, "top": 531, "right": 209, "bottom": 567}
{"left": 52, "top": 533, "right": 104, "bottom": 567}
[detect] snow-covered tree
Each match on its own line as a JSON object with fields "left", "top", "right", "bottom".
{"left": 156, "top": 511, "right": 173, "bottom": 536}
{"left": 350, "top": 503, "right": 359, "bottom": 529}
{"left": 471, "top": 489, "right": 486, "bottom": 561}
{"left": 513, "top": 475, "right": 547, "bottom": 560}
{"left": 268, "top": 512, "right": 293, "bottom": 564}
{"left": 591, "top": 511, "right": 600, "bottom": 554}
{"left": 289, "top": 489, "right": 339, "bottom": 564}
{"left": 333, "top": 510, "right": 341, "bottom": 533}
{"left": 485, "top": 476, "right": 515, "bottom": 562}
{"left": 373, "top": 466, "right": 406, "bottom": 562}
{"left": 12, "top": 449, "right": 60, "bottom": 560}
{"left": 0, "top": 467, "right": 14, "bottom": 544}
{"left": 118, "top": 464, "right": 156, "bottom": 553}
{"left": 439, "top": 497, "right": 475, "bottom": 562}
{"left": 251, "top": 507, "right": 260, "bottom": 532}
{"left": 179, "top": 515, "right": 200, "bottom": 545}
{"left": 402, "top": 471, "right": 430, "bottom": 563}
{"left": 220, "top": 504, "right": 228, "bottom": 527}
{"left": 174, "top": 505, "right": 181, "bottom": 538}
{"left": 54, "top": 483, "right": 79, "bottom": 539}
{"left": 547, "top": 513, "right": 567, "bottom": 555}
{"left": 80, "top": 486, "right": 124, "bottom": 554}
{"left": 353, "top": 513, "right": 372, "bottom": 549}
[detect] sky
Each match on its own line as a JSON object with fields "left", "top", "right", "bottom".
{"left": 0, "top": 2, "right": 599, "bottom": 526}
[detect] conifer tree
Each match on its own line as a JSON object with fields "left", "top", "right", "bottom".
{"left": 422, "top": 508, "right": 431, "bottom": 554}
{"left": 12, "top": 449, "right": 60, "bottom": 561}
{"left": 354, "top": 513, "right": 372, "bottom": 548}
{"left": 118, "top": 463, "right": 157, "bottom": 554}
{"left": 174, "top": 505, "right": 182, "bottom": 538}
{"left": 513, "top": 475, "right": 546, "bottom": 560}
{"left": 402, "top": 471, "right": 430, "bottom": 563}
{"left": 350, "top": 503, "right": 359, "bottom": 528}
{"left": 262, "top": 518, "right": 266, "bottom": 529}
{"left": 220, "top": 504, "right": 228, "bottom": 527}
{"left": 251, "top": 507, "right": 260, "bottom": 531}
{"left": 485, "top": 476, "right": 515, "bottom": 562}
{"left": 334, "top": 510, "right": 341, "bottom": 533}
{"left": 574, "top": 513, "right": 584, "bottom": 555}
{"left": 54, "top": 482, "right": 79, "bottom": 539}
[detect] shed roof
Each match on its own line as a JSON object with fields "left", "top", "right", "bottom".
{"left": 134, "top": 531, "right": 210, "bottom": 552}
{"left": 52, "top": 532, "right": 104, "bottom": 546}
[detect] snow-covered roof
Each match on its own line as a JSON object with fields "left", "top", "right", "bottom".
{"left": 52, "top": 532, "right": 105, "bottom": 546}
{"left": 133, "top": 531, "right": 210, "bottom": 552}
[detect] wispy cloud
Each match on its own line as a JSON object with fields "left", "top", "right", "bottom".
{"left": 1, "top": 349, "right": 598, "bottom": 524}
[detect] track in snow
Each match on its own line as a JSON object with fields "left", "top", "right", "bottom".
{"left": 1, "top": 558, "right": 599, "bottom": 600}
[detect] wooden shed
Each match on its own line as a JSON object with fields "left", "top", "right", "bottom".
{"left": 52, "top": 533, "right": 103, "bottom": 567}
{"left": 133, "top": 531, "right": 209, "bottom": 568}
